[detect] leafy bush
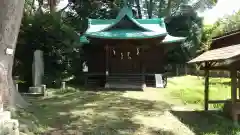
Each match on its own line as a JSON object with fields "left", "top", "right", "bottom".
{"left": 14, "top": 13, "right": 83, "bottom": 90}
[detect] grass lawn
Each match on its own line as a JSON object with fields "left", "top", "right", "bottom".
{"left": 166, "top": 75, "right": 232, "bottom": 109}
{"left": 13, "top": 76, "right": 240, "bottom": 135}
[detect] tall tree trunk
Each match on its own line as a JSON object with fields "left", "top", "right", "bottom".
{"left": 158, "top": 0, "right": 164, "bottom": 17}
{"left": 148, "top": 0, "right": 153, "bottom": 18}
{"left": 30, "top": 0, "right": 36, "bottom": 15}
{"left": 0, "top": 0, "right": 29, "bottom": 109}
{"left": 166, "top": 0, "right": 172, "bottom": 16}
{"left": 135, "top": 0, "right": 142, "bottom": 19}
{"left": 49, "top": 0, "right": 56, "bottom": 13}
{"left": 145, "top": 0, "right": 153, "bottom": 19}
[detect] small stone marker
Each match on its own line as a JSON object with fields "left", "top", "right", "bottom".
{"left": 15, "top": 83, "right": 19, "bottom": 92}
{"left": 61, "top": 82, "right": 66, "bottom": 89}
{"left": 0, "top": 103, "right": 3, "bottom": 112}
{"left": 29, "top": 87, "right": 42, "bottom": 93}
{"left": 41, "top": 84, "right": 46, "bottom": 95}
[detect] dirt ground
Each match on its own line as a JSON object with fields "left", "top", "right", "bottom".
{"left": 17, "top": 88, "right": 235, "bottom": 135}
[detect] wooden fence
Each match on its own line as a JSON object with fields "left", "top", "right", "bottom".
{"left": 167, "top": 64, "right": 230, "bottom": 78}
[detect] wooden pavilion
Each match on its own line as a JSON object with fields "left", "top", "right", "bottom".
{"left": 80, "top": 5, "right": 186, "bottom": 89}
{"left": 188, "top": 44, "right": 240, "bottom": 124}
{"left": 211, "top": 30, "right": 240, "bottom": 50}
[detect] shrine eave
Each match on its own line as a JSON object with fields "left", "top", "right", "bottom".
{"left": 85, "top": 30, "right": 167, "bottom": 39}
{"left": 79, "top": 34, "right": 186, "bottom": 44}
{"left": 162, "top": 35, "right": 186, "bottom": 44}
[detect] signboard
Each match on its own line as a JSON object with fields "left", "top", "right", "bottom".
{"left": 155, "top": 74, "right": 164, "bottom": 88}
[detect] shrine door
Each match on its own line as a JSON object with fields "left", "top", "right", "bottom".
{"left": 109, "top": 45, "right": 141, "bottom": 74}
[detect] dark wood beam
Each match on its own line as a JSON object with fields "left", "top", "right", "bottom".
{"left": 200, "top": 66, "right": 228, "bottom": 71}
{"left": 230, "top": 68, "right": 238, "bottom": 125}
{"left": 208, "top": 100, "right": 228, "bottom": 104}
{"left": 238, "top": 73, "right": 240, "bottom": 99}
{"left": 208, "top": 99, "right": 240, "bottom": 104}
{"left": 231, "top": 69, "right": 237, "bottom": 104}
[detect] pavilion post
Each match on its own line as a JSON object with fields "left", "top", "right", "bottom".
{"left": 230, "top": 68, "right": 238, "bottom": 125}
{"left": 231, "top": 69, "right": 237, "bottom": 104}
{"left": 237, "top": 71, "right": 240, "bottom": 99}
{"left": 204, "top": 62, "right": 209, "bottom": 111}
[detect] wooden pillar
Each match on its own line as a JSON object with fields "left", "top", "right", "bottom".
{"left": 204, "top": 62, "right": 209, "bottom": 111}
{"left": 105, "top": 45, "right": 109, "bottom": 85}
{"left": 230, "top": 69, "right": 238, "bottom": 125}
{"left": 231, "top": 69, "right": 237, "bottom": 104}
{"left": 140, "top": 48, "right": 145, "bottom": 87}
{"left": 237, "top": 71, "right": 240, "bottom": 99}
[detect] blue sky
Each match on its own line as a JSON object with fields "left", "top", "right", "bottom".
{"left": 57, "top": 0, "right": 240, "bottom": 25}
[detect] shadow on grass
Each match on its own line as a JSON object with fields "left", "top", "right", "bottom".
{"left": 16, "top": 89, "right": 171, "bottom": 135}
{"left": 85, "top": 87, "right": 144, "bottom": 92}
{"left": 171, "top": 110, "right": 239, "bottom": 135}
{"left": 148, "top": 127, "right": 176, "bottom": 135}
{"left": 209, "top": 79, "right": 231, "bottom": 86}
{"left": 72, "top": 86, "right": 144, "bottom": 92}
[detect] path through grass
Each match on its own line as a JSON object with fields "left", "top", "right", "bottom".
{"left": 13, "top": 76, "right": 240, "bottom": 135}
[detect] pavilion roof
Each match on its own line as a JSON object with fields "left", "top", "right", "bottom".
{"left": 188, "top": 44, "right": 240, "bottom": 64}
{"left": 80, "top": 6, "right": 186, "bottom": 44}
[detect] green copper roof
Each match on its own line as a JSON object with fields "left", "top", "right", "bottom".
{"left": 85, "top": 29, "right": 166, "bottom": 39}
{"left": 162, "top": 35, "right": 186, "bottom": 43}
{"left": 80, "top": 34, "right": 185, "bottom": 44}
{"left": 80, "top": 36, "right": 89, "bottom": 44}
{"left": 80, "top": 5, "right": 186, "bottom": 44}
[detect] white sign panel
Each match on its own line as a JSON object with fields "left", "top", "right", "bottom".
{"left": 155, "top": 74, "right": 164, "bottom": 88}
{"left": 5, "top": 48, "right": 14, "bottom": 55}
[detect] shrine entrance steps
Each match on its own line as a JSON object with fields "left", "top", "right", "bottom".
{"left": 105, "top": 74, "right": 146, "bottom": 89}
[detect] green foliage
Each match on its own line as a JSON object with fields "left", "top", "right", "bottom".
{"left": 198, "top": 11, "right": 240, "bottom": 52}
{"left": 199, "top": 24, "right": 219, "bottom": 52}
{"left": 165, "top": 5, "right": 204, "bottom": 61}
{"left": 211, "top": 10, "right": 240, "bottom": 37}
{"left": 14, "top": 13, "right": 82, "bottom": 88}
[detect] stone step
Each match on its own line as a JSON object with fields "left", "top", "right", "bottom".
{"left": 0, "top": 111, "right": 11, "bottom": 135}
{"left": 0, "top": 104, "right": 3, "bottom": 112}
{"left": 1, "top": 119, "right": 19, "bottom": 135}
{"left": 0, "top": 111, "right": 11, "bottom": 122}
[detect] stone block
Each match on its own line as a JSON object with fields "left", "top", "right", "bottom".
{"left": 0, "top": 111, "right": 11, "bottom": 121}
{"left": 2, "top": 119, "right": 19, "bottom": 135}
{"left": 0, "top": 103, "right": 3, "bottom": 112}
{"left": 29, "top": 86, "right": 43, "bottom": 93}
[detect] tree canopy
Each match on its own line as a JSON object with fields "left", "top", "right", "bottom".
{"left": 211, "top": 10, "right": 240, "bottom": 37}
{"left": 12, "top": 0, "right": 220, "bottom": 89}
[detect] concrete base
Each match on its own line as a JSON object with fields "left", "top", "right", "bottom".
{"left": 0, "top": 104, "right": 3, "bottom": 112}
{"left": 29, "top": 86, "right": 43, "bottom": 94}
{"left": 3, "top": 119, "right": 19, "bottom": 135}
{"left": 105, "top": 83, "right": 146, "bottom": 89}
{"left": 105, "top": 83, "right": 110, "bottom": 89}
{"left": 0, "top": 111, "right": 19, "bottom": 135}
